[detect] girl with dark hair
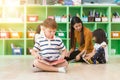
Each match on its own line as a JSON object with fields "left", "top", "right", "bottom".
{"left": 65, "top": 16, "right": 94, "bottom": 62}
{"left": 29, "top": 23, "right": 44, "bottom": 59}
{"left": 84, "top": 28, "right": 108, "bottom": 64}
{"left": 34, "top": 23, "right": 44, "bottom": 43}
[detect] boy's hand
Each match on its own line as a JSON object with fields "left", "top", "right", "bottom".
{"left": 58, "top": 55, "right": 64, "bottom": 60}
{"left": 35, "top": 54, "right": 41, "bottom": 60}
{"left": 31, "top": 49, "right": 41, "bottom": 59}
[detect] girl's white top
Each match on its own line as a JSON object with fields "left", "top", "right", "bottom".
{"left": 94, "top": 41, "right": 108, "bottom": 62}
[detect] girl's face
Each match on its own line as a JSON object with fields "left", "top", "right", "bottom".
{"left": 73, "top": 23, "right": 82, "bottom": 31}
{"left": 44, "top": 28, "right": 56, "bottom": 39}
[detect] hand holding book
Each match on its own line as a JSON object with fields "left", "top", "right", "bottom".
{"left": 50, "top": 59, "right": 66, "bottom": 65}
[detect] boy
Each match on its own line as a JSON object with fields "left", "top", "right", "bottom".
{"left": 31, "top": 18, "right": 68, "bottom": 73}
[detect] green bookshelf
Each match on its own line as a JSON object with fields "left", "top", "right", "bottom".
{"left": 0, "top": 5, "right": 120, "bottom": 55}
{"left": 111, "top": 6, "right": 120, "bottom": 55}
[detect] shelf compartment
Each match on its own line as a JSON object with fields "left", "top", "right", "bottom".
{"left": 47, "top": 6, "right": 67, "bottom": 22}
{"left": 56, "top": 23, "right": 67, "bottom": 38}
{"left": 111, "top": 40, "right": 120, "bottom": 54}
{"left": 82, "top": 6, "right": 109, "bottom": 22}
{"left": 26, "top": 6, "right": 46, "bottom": 22}
{"left": 26, "top": 23, "right": 40, "bottom": 38}
{"left": 26, "top": 39, "right": 34, "bottom": 55}
{"left": 111, "top": 24, "right": 120, "bottom": 31}
{"left": 4, "top": 40, "right": 24, "bottom": 55}
{"left": 69, "top": 6, "right": 81, "bottom": 21}
{"left": 47, "top": 6, "right": 67, "bottom": 16}
{"left": 84, "top": 23, "right": 95, "bottom": 31}
{"left": 0, "top": 23, "right": 24, "bottom": 39}
{"left": 57, "top": 23, "right": 67, "bottom": 31}
{"left": 111, "top": 6, "right": 120, "bottom": 22}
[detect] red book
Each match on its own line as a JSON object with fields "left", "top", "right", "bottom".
{"left": 51, "top": 59, "right": 66, "bottom": 65}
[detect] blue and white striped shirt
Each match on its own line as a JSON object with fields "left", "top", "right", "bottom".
{"left": 33, "top": 34, "right": 65, "bottom": 61}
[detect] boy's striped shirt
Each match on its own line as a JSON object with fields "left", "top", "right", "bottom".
{"left": 33, "top": 35, "right": 65, "bottom": 61}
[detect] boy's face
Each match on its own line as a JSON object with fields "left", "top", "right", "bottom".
{"left": 44, "top": 27, "right": 56, "bottom": 39}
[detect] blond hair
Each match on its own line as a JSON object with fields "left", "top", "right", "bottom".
{"left": 43, "top": 18, "right": 57, "bottom": 29}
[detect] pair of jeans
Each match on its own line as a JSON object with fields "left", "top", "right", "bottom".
{"left": 65, "top": 50, "right": 84, "bottom": 62}
{"left": 91, "top": 47, "right": 106, "bottom": 64}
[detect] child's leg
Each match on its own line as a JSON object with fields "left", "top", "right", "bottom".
{"left": 91, "top": 47, "right": 106, "bottom": 64}
{"left": 91, "top": 52, "right": 100, "bottom": 64}
{"left": 65, "top": 50, "right": 80, "bottom": 61}
{"left": 33, "top": 59, "right": 67, "bottom": 72}
{"left": 97, "top": 48, "right": 106, "bottom": 64}
{"left": 54, "top": 60, "right": 68, "bottom": 73}
{"left": 55, "top": 60, "right": 68, "bottom": 68}
{"left": 33, "top": 59, "right": 58, "bottom": 72}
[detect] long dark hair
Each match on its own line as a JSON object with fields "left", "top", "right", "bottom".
{"left": 70, "top": 16, "right": 84, "bottom": 48}
{"left": 93, "top": 28, "right": 108, "bottom": 44}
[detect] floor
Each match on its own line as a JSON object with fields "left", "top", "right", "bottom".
{"left": 0, "top": 55, "right": 120, "bottom": 80}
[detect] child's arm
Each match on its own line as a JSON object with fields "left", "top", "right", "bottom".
{"left": 38, "top": 59, "right": 50, "bottom": 65}
{"left": 50, "top": 59, "right": 65, "bottom": 65}
{"left": 30, "top": 49, "right": 42, "bottom": 59}
{"left": 75, "top": 49, "right": 87, "bottom": 61}
{"left": 31, "top": 49, "right": 51, "bottom": 65}
{"left": 58, "top": 49, "right": 67, "bottom": 60}
{"left": 85, "top": 48, "right": 96, "bottom": 60}
{"left": 50, "top": 49, "right": 67, "bottom": 66}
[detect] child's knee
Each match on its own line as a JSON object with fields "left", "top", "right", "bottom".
{"left": 33, "top": 59, "right": 40, "bottom": 67}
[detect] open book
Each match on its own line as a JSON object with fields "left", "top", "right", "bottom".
{"left": 51, "top": 59, "right": 66, "bottom": 65}
{"left": 39, "top": 58, "right": 66, "bottom": 65}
